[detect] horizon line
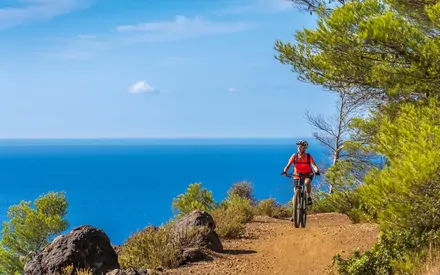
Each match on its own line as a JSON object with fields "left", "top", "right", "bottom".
{"left": 0, "top": 136, "right": 313, "bottom": 140}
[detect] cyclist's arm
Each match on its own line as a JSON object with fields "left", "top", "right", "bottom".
{"left": 311, "top": 162, "right": 319, "bottom": 173}
{"left": 283, "top": 155, "right": 295, "bottom": 173}
{"left": 310, "top": 155, "right": 320, "bottom": 173}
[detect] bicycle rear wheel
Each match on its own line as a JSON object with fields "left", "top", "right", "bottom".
{"left": 300, "top": 190, "right": 307, "bottom": 228}
{"left": 292, "top": 188, "right": 301, "bottom": 228}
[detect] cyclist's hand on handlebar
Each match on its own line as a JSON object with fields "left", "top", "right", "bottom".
{"left": 281, "top": 171, "right": 287, "bottom": 176}
{"left": 315, "top": 171, "right": 321, "bottom": 176}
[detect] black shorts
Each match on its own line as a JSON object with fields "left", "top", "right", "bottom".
{"left": 294, "top": 173, "right": 314, "bottom": 186}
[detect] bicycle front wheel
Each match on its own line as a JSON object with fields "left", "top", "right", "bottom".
{"left": 292, "top": 188, "right": 301, "bottom": 228}
{"left": 300, "top": 190, "right": 307, "bottom": 228}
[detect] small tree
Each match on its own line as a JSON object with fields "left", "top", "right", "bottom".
{"left": 172, "top": 182, "right": 215, "bottom": 218}
{"left": 305, "top": 89, "right": 369, "bottom": 193}
{"left": 0, "top": 191, "right": 69, "bottom": 274}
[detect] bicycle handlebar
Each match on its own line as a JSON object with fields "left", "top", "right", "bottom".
{"left": 281, "top": 172, "right": 320, "bottom": 178}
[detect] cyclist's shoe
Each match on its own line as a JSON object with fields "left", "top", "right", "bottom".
{"left": 308, "top": 197, "right": 313, "bottom": 205}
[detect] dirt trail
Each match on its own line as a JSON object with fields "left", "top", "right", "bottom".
{"left": 167, "top": 213, "right": 379, "bottom": 275}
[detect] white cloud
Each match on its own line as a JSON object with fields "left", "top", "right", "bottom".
{"left": 128, "top": 80, "right": 167, "bottom": 95}
{"left": 116, "top": 15, "right": 256, "bottom": 42}
{"left": 227, "top": 87, "right": 237, "bottom": 92}
{"left": 129, "top": 81, "right": 154, "bottom": 94}
{"left": 0, "top": 0, "right": 92, "bottom": 30}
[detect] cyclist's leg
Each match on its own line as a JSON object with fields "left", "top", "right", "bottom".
{"left": 292, "top": 178, "right": 299, "bottom": 201}
{"left": 305, "top": 177, "right": 312, "bottom": 196}
{"left": 305, "top": 174, "right": 314, "bottom": 205}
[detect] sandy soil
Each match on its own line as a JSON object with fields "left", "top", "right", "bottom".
{"left": 166, "top": 213, "right": 379, "bottom": 275}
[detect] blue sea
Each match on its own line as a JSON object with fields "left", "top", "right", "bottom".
{"left": 0, "top": 138, "right": 330, "bottom": 245}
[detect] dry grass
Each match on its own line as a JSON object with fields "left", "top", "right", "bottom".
{"left": 416, "top": 245, "right": 440, "bottom": 275}
{"left": 118, "top": 223, "right": 208, "bottom": 271}
{"left": 255, "top": 199, "right": 292, "bottom": 218}
{"left": 211, "top": 207, "right": 246, "bottom": 238}
{"left": 61, "top": 265, "right": 93, "bottom": 275}
{"left": 209, "top": 194, "right": 255, "bottom": 239}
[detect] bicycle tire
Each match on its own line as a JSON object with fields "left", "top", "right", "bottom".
{"left": 300, "top": 190, "right": 307, "bottom": 228}
{"left": 292, "top": 188, "right": 301, "bottom": 228}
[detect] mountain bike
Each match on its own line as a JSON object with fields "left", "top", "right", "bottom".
{"left": 283, "top": 172, "right": 312, "bottom": 228}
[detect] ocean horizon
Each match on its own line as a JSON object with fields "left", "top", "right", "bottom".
{"left": 0, "top": 138, "right": 331, "bottom": 245}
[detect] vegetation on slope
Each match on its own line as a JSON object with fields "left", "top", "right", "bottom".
{"left": 0, "top": 181, "right": 293, "bottom": 274}
{"left": 0, "top": 191, "right": 69, "bottom": 274}
{"left": 275, "top": 0, "right": 440, "bottom": 273}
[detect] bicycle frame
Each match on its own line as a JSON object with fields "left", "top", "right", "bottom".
{"left": 284, "top": 172, "right": 310, "bottom": 228}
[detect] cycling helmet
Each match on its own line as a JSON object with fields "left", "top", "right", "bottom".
{"left": 296, "top": 140, "right": 308, "bottom": 148}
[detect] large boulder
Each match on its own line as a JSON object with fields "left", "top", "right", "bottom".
{"left": 173, "top": 210, "right": 223, "bottom": 253}
{"left": 173, "top": 210, "right": 223, "bottom": 263}
{"left": 24, "top": 225, "right": 119, "bottom": 275}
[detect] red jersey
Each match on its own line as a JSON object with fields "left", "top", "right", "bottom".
{"left": 288, "top": 153, "right": 314, "bottom": 176}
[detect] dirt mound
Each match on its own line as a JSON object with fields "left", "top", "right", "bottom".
{"left": 166, "top": 213, "right": 379, "bottom": 275}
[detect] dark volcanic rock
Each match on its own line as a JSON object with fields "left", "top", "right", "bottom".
{"left": 106, "top": 268, "right": 150, "bottom": 275}
{"left": 24, "top": 225, "right": 119, "bottom": 275}
{"left": 173, "top": 210, "right": 223, "bottom": 253}
{"left": 180, "top": 247, "right": 209, "bottom": 263}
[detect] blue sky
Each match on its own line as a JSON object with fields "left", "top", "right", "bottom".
{"left": 0, "top": 0, "right": 338, "bottom": 139}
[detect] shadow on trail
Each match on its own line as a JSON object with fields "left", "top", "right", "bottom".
{"left": 223, "top": 249, "right": 257, "bottom": 255}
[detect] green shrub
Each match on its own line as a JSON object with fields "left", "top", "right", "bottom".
{"left": 0, "top": 191, "right": 69, "bottom": 274}
{"left": 172, "top": 182, "right": 215, "bottom": 218}
{"left": 355, "top": 100, "right": 440, "bottom": 233}
{"left": 310, "top": 190, "right": 371, "bottom": 223}
{"left": 119, "top": 225, "right": 179, "bottom": 270}
{"left": 227, "top": 181, "right": 256, "bottom": 205}
{"left": 210, "top": 193, "right": 255, "bottom": 239}
{"left": 119, "top": 223, "right": 207, "bottom": 270}
{"left": 223, "top": 193, "right": 254, "bottom": 223}
{"left": 211, "top": 207, "right": 245, "bottom": 239}
{"left": 333, "top": 229, "right": 440, "bottom": 275}
{"left": 255, "top": 199, "right": 291, "bottom": 218}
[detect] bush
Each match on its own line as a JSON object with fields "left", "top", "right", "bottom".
{"left": 211, "top": 207, "right": 245, "bottom": 239}
{"left": 210, "top": 194, "right": 255, "bottom": 238}
{"left": 0, "top": 191, "right": 69, "bottom": 274}
{"left": 333, "top": 229, "right": 440, "bottom": 275}
{"left": 355, "top": 100, "right": 440, "bottom": 232}
{"left": 119, "top": 225, "right": 179, "bottom": 270}
{"left": 172, "top": 182, "right": 215, "bottom": 218}
{"left": 222, "top": 193, "right": 254, "bottom": 223}
{"left": 119, "top": 223, "right": 207, "bottom": 270}
{"left": 255, "top": 199, "right": 291, "bottom": 218}
{"left": 310, "top": 190, "right": 371, "bottom": 223}
{"left": 227, "top": 181, "right": 256, "bottom": 205}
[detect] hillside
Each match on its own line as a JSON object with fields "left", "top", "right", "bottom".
{"left": 167, "top": 213, "right": 379, "bottom": 275}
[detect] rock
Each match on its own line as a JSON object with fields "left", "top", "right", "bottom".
{"left": 173, "top": 210, "right": 223, "bottom": 253}
{"left": 112, "top": 245, "right": 122, "bottom": 256}
{"left": 106, "top": 268, "right": 150, "bottom": 275}
{"left": 181, "top": 247, "right": 208, "bottom": 263}
{"left": 107, "top": 270, "right": 128, "bottom": 275}
{"left": 24, "top": 225, "right": 119, "bottom": 275}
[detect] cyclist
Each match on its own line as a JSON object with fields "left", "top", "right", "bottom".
{"left": 281, "top": 139, "right": 320, "bottom": 205}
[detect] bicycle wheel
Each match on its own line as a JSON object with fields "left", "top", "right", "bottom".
{"left": 300, "top": 190, "right": 307, "bottom": 228}
{"left": 292, "top": 188, "right": 301, "bottom": 228}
